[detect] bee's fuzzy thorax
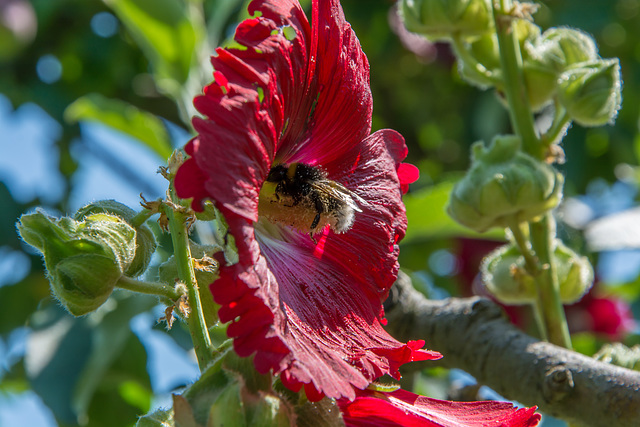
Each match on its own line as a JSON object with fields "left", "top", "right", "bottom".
{"left": 259, "top": 162, "right": 360, "bottom": 236}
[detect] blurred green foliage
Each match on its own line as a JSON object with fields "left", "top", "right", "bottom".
{"left": 1, "top": 0, "right": 639, "bottom": 425}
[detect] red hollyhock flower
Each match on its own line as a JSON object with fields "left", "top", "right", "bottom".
{"left": 338, "top": 388, "right": 541, "bottom": 427}
{"left": 175, "top": 0, "right": 437, "bottom": 400}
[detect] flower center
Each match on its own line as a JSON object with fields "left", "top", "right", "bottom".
{"left": 257, "top": 163, "right": 360, "bottom": 236}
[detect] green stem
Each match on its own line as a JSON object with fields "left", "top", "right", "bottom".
{"left": 130, "top": 208, "right": 155, "bottom": 228}
{"left": 507, "top": 220, "right": 548, "bottom": 341}
{"left": 529, "top": 214, "right": 572, "bottom": 348}
{"left": 492, "top": 1, "right": 571, "bottom": 348}
{"left": 116, "top": 276, "right": 180, "bottom": 303}
{"left": 541, "top": 105, "right": 571, "bottom": 148}
{"left": 531, "top": 298, "right": 549, "bottom": 342}
{"left": 507, "top": 219, "right": 538, "bottom": 275}
{"left": 492, "top": 0, "right": 540, "bottom": 157}
{"left": 163, "top": 204, "right": 216, "bottom": 370}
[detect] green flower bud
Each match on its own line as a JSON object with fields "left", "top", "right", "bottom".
{"left": 455, "top": 32, "right": 500, "bottom": 88}
{"left": 557, "top": 59, "right": 622, "bottom": 127}
{"left": 457, "top": 20, "right": 540, "bottom": 90}
{"left": 17, "top": 210, "right": 138, "bottom": 315}
{"left": 75, "top": 200, "right": 156, "bottom": 277}
{"left": 526, "top": 28, "right": 598, "bottom": 71}
{"left": 555, "top": 242, "right": 594, "bottom": 303}
{"left": 522, "top": 63, "right": 557, "bottom": 111}
{"left": 594, "top": 343, "right": 640, "bottom": 372}
{"left": 481, "top": 244, "right": 537, "bottom": 305}
{"left": 521, "top": 27, "right": 599, "bottom": 111}
{"left": 400, "top": 0, "right": 492, "bottom": 41}
{"left": 481, "top": 241, "right": 593, "bottom": 305}
{"left": 447, "top": 136, "right": 563, "bottom": 232}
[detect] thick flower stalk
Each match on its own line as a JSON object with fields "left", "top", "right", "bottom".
{"left": 175, "top": 0, "right": 437, "bottom": 400}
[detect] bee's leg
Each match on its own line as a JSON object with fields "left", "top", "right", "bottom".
{"left": 310, "top": 213, "right": 321, "bottom": 230}
{"left": 310, "top": 195, "right": 325, "bottom": 231}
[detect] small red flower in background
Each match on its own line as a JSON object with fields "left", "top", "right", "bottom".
{"left": 338, "top": 388, "right": 541, "bottom": 427}
{"left": 566, "top": 292, "right": 636, "bottom": 340}
{"left": 175, "top": 0, "right": 437, "bottom": 400}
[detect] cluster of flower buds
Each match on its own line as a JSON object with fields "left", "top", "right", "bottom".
{"left": 400, "top": 0, "right": 493, "bottom": 41}
{"left": 481, "top": 240, "right": 594, "bottom": 305}
{"left": 400, "top": 0, "right": 622, "bottom": 124}
{"left": 524, "top": 27, "right": 622, "bottom": 123}
{"left": 447, "top": 135, "right": 563, "bottom": 232}
{"left": 17, "top": 200, "right": 156, "bottom": 316}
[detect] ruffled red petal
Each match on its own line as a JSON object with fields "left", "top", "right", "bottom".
{"left": 338, "top": 389, "right": 541, "bottom": 427}
{"left": 176, "top": 0, "right": 434, "bottom": 400}
{"left": 279, "top": 0, "right": 372, "bottom": 166}
{"left": 397, "top": 163, "right": 420, "bottom": 194}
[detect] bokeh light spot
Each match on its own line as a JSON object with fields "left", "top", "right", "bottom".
{"left": 36, "top": 55, "right": 62, "bottom": 84}
{"left": 428, "top": 249, "right": 459, "bottom": 277}
{"left": 90, "top": 12, "right": 118, "bottom": 38}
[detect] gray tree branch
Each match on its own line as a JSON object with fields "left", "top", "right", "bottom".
{"left": 384, "top": 272, "right": 640, "bottom": 427}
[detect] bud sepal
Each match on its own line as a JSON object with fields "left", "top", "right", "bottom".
{"left": 557, "top": 59, "right": 622, "bottom": 127}
{"left": 75, "top": 200, "right": 157, "bottom": 277}
{"left": 447, "top": 135, "right": 564, "bottom": 232}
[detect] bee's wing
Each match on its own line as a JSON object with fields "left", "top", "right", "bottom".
{"left": 310, "top": 180, "right": 365, "bottom": 212}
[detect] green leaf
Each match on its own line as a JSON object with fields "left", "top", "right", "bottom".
{"left": 403, "top": 180, "right": 505, "bottom": 243}
{"left": 0, "top": 273, "right": 51, "bottom": 336}
{"left": 25, "top": 293, "right": 156, "bottom": 426}
{"left": 64, "top": 93, "right": 173, "bottom": 160}
{"left": 103, "top": 0, "right": 199, "bottom": 95}
{"left": 27, "top": 306, "right": 93, "bottom": 425}
{"left": 84, "top": 333, "right": 153, "bottom": 427}
{"left": 71, "top": 293, "right": 156, "bottom": 421}
{"left": 207, "top": 381, "right": 246, "bottom": 427}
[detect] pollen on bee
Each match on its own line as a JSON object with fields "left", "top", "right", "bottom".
{"left": 258, "top": 180, "right": 355, "bottom": 236}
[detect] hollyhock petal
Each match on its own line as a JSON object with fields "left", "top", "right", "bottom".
{"left": 281, "top": 0, "right": 372, "bottom": 164}
{"left": 397, "top": 163, "right": 420, "bottom": 194}
{"left": 174, "top": 147, "right": 210, "bottom": 212}
{"left": 338, "top": 389, "right": 541, "bottom": 427}
{"left": 317, "top": 130, "right": 412, "bottom": 297}
{"left": 216, "top": 214, "right": 438, "bottom": 399}
{"left": 176, "top": 0, "right": 438, "bottom": 400}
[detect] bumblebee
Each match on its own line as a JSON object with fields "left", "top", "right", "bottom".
{"left": 262, "top": 162, "right": 364, "bottom": 235}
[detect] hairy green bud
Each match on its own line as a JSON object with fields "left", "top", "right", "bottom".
{"left": 525, "top": 28, "right": 598, "bottom": 71}
{"left": 400, "top": 0, "right": 492, "bottom": 41}
{"left": 481, "top": 241, "right": 593, "bottom": 305}
{"left": 558, "top": 59, "right": 622, "bottom": 127}
{"left": 447, "top": 135, "right": 563, "bottom": 232}
{"left": 521, "top": 27, "right": 600, "bottom": 111}
{"left": 17, "top": 210, "right": 138, "bottom": 315}
{"left": 554, "top": 242, "right": 594, "bottom": 303}
{"left": 594, "top": 343, "right": 640, "bottom": 372}
{"left": 75, "top": 200, "right": 156, "bottom": 277}
{"left": 481, "top": 244, "right": 537, "bottom": 305}
{"left": 457, "top": 19, "right": 540, "bottom": 90}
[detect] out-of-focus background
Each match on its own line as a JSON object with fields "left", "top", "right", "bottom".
{"left": 0, "top": 0, "right": 638, "bottom": 426}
